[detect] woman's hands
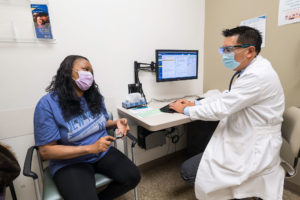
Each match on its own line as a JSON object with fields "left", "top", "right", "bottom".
{"left": 39, "top": 137, "right": 116, "bottom": 160}
{"left": 116, "top": 118, "right": 130, "bottom": 136}
{"left": 39, "top": 135, "right": 116, "bottom": 159}
{"left": 88, "top": 136, "right": 115, "bottom": 154}
{"left": 105, "top": 118, "right": 130, "bottom": 138}
{"left": 89, "top": 118, "right": 129, "bottom": 154}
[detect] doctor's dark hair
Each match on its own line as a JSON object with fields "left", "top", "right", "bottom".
{"left": 222, "top": 26, "right": 262, "bottom": 55}
{"left": 46, "top": 55, "right": 103, "bottom": 120}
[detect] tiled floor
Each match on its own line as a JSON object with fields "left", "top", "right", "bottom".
{"left": 116, "top": 152, "right": 300, "bottom": 200}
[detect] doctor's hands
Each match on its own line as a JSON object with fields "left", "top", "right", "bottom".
{"left": 169, "top": 99, "right": 195, "bottom": 114}
{"left": 178, "top": 99, "right": 195, "bottom": 106}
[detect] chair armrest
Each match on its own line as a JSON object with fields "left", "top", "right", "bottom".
{"left": 281, "top": 159, "right": 297, "bottom": 178}
{"left": 126, "top": 132, "right": 137, "bottom": 148}
{"left": 23, "top": 146, "right": 38, "bottom": 179}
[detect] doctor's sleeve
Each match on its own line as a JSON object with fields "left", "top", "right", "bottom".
{"left": 189, "top": 73, "right": 262, "bottom": 121}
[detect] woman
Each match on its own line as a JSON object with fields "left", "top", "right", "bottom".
{"left": 34, "top": 55, "right": 140, "bottom": 200}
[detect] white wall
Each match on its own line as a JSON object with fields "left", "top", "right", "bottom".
{"left": 0, "top": 0, "right": 205, "bottom": 199}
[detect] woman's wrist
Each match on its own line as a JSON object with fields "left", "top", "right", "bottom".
{"left": 113, "top": 120, "right": 118, "bottom": 129}
{"left": 106, "top": 119, "right": 118, "bottom": 130}
{"left": 85, "top": 144, "right": 94, "bottom": 154}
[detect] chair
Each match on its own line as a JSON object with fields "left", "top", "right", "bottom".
{"left": 23, "top": 111, "right": 138, "bottom": 200}
{"left": 280, "top": 106, "right": 300, "bottom": 177}
{"left": 233, "top": 107, "right": 300, "bottom": 200}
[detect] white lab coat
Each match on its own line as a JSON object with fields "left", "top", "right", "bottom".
{"left": 190, "top": 55, "right": 285, "bottom": 200}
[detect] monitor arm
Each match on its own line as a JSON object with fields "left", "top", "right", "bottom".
{"left": 128, "top": 61, "right": 156, "bottom": 105}
{"left": 134, "top": 61, "right": 156, "bottom": 84}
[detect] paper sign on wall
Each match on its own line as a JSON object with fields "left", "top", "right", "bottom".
{"left": 278, "top": 0, "right": 300, "bottom": 26}
{"left": 240, "top": 15, "right": 266, "bottom": 48}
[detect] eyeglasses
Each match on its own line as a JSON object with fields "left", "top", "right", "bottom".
{"left": 218, "top": 44, "right": 255, "bottom": 54}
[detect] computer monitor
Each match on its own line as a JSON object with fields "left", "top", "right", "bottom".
{"left": 156, "top": 49, "right": 198, "bottom": 82}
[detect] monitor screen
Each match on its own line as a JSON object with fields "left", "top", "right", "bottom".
{"left": 156, "top": 49, "right": 198, "bottom": 82}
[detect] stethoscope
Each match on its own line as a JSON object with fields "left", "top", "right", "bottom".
{"left": 228, "top": 71, "right": 241, "bottom": 91}
{"left": 228, "top": 56, "right": 257, "bottom": 91}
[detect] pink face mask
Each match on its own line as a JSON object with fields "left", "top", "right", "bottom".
{"left": 73, "top": 70, "right": 94, "bottom": 91}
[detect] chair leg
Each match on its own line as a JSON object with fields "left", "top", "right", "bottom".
{"left": 131, "top": 142, "right": 138, "bottom": 200}
{"left": 0, "top": 186, "right": 5, "bottom": 200}
{"left": 134, "top": 187, "right": 138, "bottom": 200}
{"left": 8, "top": 183, "right": 17, "bottom": 200}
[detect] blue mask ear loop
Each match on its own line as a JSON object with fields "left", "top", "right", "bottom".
{"left": 228, "top": 71, "right": 241, "bottom": 91}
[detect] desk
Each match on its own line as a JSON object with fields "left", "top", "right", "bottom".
{"left": 117, "top": 101, "right": 192, "bottom": 132}
{"left": 118, "top": 101, "right": 191, "bottom": 156}
{"left": 118, "top": 101, "right": 218, "bottom": 157}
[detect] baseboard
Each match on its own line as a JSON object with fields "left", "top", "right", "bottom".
{"left": 284, "top": 180, "right": 300, "bottom": 195}
{"left": 138, "top": 149, "right": 187, "bottom": 172}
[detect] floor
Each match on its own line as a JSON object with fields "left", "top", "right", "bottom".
{"left": 115, "top": 152, "right": 300, "bottom": 200}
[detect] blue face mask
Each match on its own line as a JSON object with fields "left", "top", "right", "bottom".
{"left": 222, "top": 53, "right": 240, "bottom": 70}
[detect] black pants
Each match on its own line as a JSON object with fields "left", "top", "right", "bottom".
{"left": 53, "top": 147, "right": 141, "bottom": 200}
{"left": 180, "top": 152, "right": 203, "bottom": 183}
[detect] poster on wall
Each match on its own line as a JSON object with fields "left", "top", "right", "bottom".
{"left": 30, "top": 4, "right": 53, "bottom": 39}
{"left": 278, "top": 0, "right": 300, "bottom": 26}
{"left": 240, "top": 15, "right": 266, "bottom": 48}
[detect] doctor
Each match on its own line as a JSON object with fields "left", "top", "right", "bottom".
{"left": 170, "top": 26, "right": 285, "bottom": 200}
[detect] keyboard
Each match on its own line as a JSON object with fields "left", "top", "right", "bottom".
{"left": 160, "top": 103, "right": 176, "bottom": 113}
{"left": 196, "top": 97, "right": 204, "bottom": 101}
{"left": 159, "top": 97, "right": 204, "bottom": 113}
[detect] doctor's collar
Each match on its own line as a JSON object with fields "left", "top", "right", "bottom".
{"left": 239, "top": 56, "right": 257, "bottom": 75}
